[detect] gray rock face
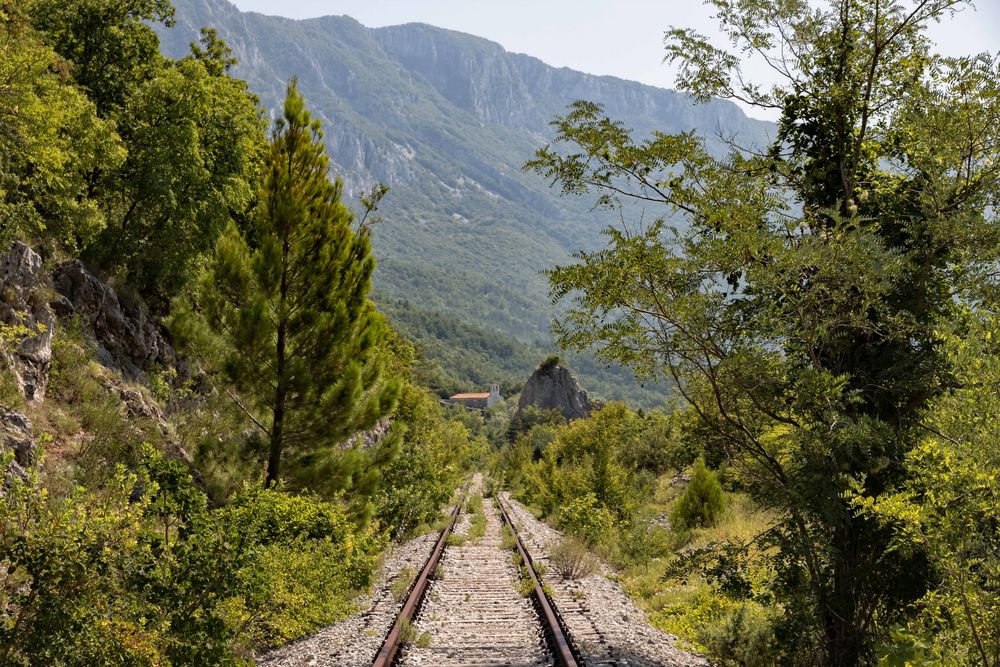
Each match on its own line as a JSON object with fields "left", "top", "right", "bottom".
{"left": 52, "top": 259, "right": 176, "bottom": 382}
{"left": 0, "top": 408, "right": 35, "bottom": 480}
{"left": 347, "top": 418, "right": 393, "bottom": 450}
{"left": 517, "top": 361, "right": 591, "bottom": 421}
{"left": 0, "top": 242, "right": 54, "bottom": 401}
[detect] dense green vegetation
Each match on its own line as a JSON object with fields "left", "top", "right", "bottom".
{"left": 496, "top": 402, "right": 782, "bottom": 663}
{"left": 3, "top": 0, "right": 999, "bottom": 665}
{"left": 523, "top": 0, "right": 1000, "bottom": 664}
{"left": 26, "top": 0, "right": 265, "bottom": 301}
{"left": 0, "top": 2, "right": 478, "bottom": 663}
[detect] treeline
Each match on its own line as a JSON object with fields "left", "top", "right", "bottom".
{"left": 0, "top": 2, "right": 483, "bottom": 664}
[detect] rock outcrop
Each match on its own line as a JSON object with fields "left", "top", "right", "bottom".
{"left": 516, "top": 360, "right": 591, "bottom": 421}
{"left": 0, "top": 242, "right": 178, "bottom": 399}
{"left": 52, "top": 259, "right": 176, "bottom": 382}
{"left": 0, "top": 242, "right": 54, "bottom": 401}
{"left": 0, "top": 408, "right": 36, "bottom": 480}
{"left": 0, "top": 242, "right": 192, "bottom": 478}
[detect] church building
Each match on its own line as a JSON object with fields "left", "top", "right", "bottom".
{"left": 447, "top": 384, "right": 502, "bottom": 410}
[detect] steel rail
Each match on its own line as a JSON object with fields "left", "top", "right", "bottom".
{"left": 371, "top": 495, "right": 464, "bottom": 667}
{"left": 496, "top": 495, "right": 580, "bottom": 667}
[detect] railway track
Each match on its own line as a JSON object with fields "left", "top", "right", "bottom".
{"left": 261, "top": 478, "right": 702, "bottom": 667}
{"left": 375, "top": 481, "right": 580, "bottom": 667}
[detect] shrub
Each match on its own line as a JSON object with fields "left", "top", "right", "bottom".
{"left": 548, "top": 537, "right": 598, "bottom": 580}
{"left": 0, "top": 450, "right": 248, "bottom": 666}
{"left": 618, "top": 519, "right": 677, "bottom": 566}
{"left": 558, "top": 492, "right": 614, "bottom": 545}
{"left": 220, "top": 487, "right": 381, "bottom": 651}
{"left": 671, "top": 457, "right": 725, "bottom": 530}
{"left": 0, "top": 448, "right": 382, "bottom": 664}
{"left": 650, "top": 585, "right": 779, "bottom": 665}
{"left": 699, "top": 602, "right": 778, "bottom": 667}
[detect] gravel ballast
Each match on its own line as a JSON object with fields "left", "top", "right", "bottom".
{"left": 502, "top": 493, "right": 710, "bottom": 667}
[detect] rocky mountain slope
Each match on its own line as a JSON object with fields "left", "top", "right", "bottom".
{"left": 156, "top": 0, "right": 774, "bottom": 403}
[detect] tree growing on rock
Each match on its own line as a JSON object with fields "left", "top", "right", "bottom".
{"left": 173, "top": 79, "right": 399, "bottom": 493}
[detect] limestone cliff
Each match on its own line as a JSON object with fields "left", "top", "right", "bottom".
{"left": 516, "top": 359, "right": 591, "bottom": 421}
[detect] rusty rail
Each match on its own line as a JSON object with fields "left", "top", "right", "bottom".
{"left": 496, "top": 495, "right": 580, "bottom": 667}
{"left": 371, "top": 496, "right": 463, "bottom": 667}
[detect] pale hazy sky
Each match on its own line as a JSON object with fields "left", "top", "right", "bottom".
{"left": 229, "top": 0, "right": 999, "bottom": 120}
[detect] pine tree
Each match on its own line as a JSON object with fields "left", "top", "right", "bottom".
{"left": 670, "top": 457, "right": 724, "bottom": 530}
{"left": 173, "top": 79, "right": 399, "bottom": 490}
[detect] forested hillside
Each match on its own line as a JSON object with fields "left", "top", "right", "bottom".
{"left": 154, "top": 0, "right": 773, "bottom": 403}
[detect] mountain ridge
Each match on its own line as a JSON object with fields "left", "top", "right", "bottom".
{"left": 156, "top": 0, "right": 774, "bottom": 405}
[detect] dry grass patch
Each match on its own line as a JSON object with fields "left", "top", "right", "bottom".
{"left": 548, "top": 537, "right": 598, "bottom": 580}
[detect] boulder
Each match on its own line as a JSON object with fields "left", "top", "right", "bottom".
{"left": 516, "top": 359, "right": 591, "bottom": 421}
{"left": 52, "top": 259, "right": 176, "bottom": 382}
{"left": 0, "top": 242, "right": 54, "bottom": 401}
{"left": 0, "top": 407, "right": 36, "bottom": 480}
{"left": 347, "top": 418, "right": 393, "bottom": 449}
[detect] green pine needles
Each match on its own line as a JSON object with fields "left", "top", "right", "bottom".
{"left": 670, "top": 457, "right": 724, "bottom": 531}
{"left": 173, "top": 79, "right": 400, "bottom": 492}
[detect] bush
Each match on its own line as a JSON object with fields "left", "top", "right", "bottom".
{"left": 700, "top": 602, "right": 778, "bottom": 667}
{"left": 0, "top": 450, "right": 248, "bottom": 666}
{"left": 0, "top": 447, "right": 382, "bottom": 664}
{"left": 220, "top": 487, "right": 381, "bottom": 651}
{"left": 548, "top": 537, "right": 598, "bottom": 580}
{"left": 650, "top": 585, "right": 779, "bottom": 666}
{"left": 558, "top": 492, "right": 615, "bottom": 545}
{"left": 617, "top": 519, "right": 677, "bottom": 566}
{"left": 671, "top": 457, "right": 725, "bottom": 530}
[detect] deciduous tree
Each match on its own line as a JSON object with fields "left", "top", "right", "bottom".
{"left": 528, "top": 1, "right": 1000, "bottom": 662}
{"left": 0, "top": 4, "right": 124, "bottom": 247}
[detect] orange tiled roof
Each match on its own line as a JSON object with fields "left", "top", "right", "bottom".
{"left": 450, "top": 392, "right": 491, "bottom": 399}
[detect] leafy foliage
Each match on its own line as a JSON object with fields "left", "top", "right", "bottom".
{"left": 500, "top": 403, "right": 692, "bottom": 549}
{"left": 26, "top": 0, "right": 175, "bottom": 116}
{"left": 856, "top": 313, "right": 1000, "bottom": 664}
{"left": 0, "top": 6, "right": 124, "bottom": 248}
{"left": 87, "top": 50, "right": 265, "bottom": 297}
{"left": 23, "top": 0, "right": 264, "bottom": 300}
{"left": 0, "top": 2, "right": 473, "bottom": 664}
{"left": 0, "top": 447, "right": 382, "bottom": 665}
{"left": 528, "top": 1, "right": 1000, "bottom": 662}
